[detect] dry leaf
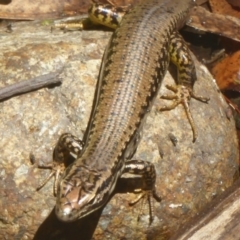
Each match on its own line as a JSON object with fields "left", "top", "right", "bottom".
{"left": 209, "top": 0, "right": 240, "bottom": 18}
{"left": 212, "top": 51, "right": 240, "bottom": 91}
{"left": 188, "top": 6, "right": 240, "bottom": 42}
{"left": 226, "top": 0, "right": 240, "bottom": 8}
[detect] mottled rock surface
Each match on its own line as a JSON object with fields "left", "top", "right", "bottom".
{"left": 0, "top": 19, "right": 238, "bottom": 240}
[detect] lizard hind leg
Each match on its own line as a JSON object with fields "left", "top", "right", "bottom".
{"left": 52, "top": 1, "right": 130, "bottom": 32}
{"left": 159, "top": 31, "right": 209, "bottom": 142}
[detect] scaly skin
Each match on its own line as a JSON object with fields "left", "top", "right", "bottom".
{"left": 38, "top": 0, "right": 209, "bottom": 222}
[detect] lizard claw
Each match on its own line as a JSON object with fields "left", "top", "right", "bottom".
{"left": 129, "top": 187, "right": 161, "bottom": 224}
{"left": 159, "top": 84, "right": 209, "bottom": 142}
{"left": 30, "top": 152, "right": 65, "bottom": 196}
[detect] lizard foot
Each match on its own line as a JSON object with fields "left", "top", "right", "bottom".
{"left": 129, "top": 187, "right": 161, "bottom": 225}
{"left": 30, "top": 152, "right": 65, "bottom": 196}
{"left": 159, "top": 84, "right": 209, "bottom": 142}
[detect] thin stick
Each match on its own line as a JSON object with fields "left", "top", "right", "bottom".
{"left": 0, "top": 69, "right": 63, "bottom": 101}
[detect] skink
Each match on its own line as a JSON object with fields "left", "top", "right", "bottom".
{"left": 37, "top": 0, "right": 209, "bottom": 223}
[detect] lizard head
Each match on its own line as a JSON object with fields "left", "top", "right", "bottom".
{"left": 54, "top": 165, "right": 110, "bottom": 222}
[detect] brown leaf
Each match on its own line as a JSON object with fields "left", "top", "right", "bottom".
{"left": 212, "top": 51, "right": 240, "bottom": 91}
{"left": 226, "top": 0, "right": 240, "bottom": 8}
{"left": 188, "top": 6, "right": 240, "bottom": 42}
{"left": 209, "top": 0, "right": 240, "bottom": 18}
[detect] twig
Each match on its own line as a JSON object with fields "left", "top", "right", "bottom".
{"left": 0, "top": 70, "right": 63, "bottom": 101}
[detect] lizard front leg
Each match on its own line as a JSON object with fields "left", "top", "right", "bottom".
{"left": 32, "top": 133, "right": 84, "bottom": 195}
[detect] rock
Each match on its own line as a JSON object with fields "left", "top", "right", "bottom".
{"left": 170, "top": 179, "right": 240, "bottom": 240}
{"left": 0, "top": 19, "right": 238, "bottom": 240}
